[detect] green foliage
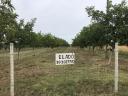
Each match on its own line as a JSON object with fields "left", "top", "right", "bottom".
{"left": 73, "top": 0, "right": 128, "bottom": 48}
{"left": 38, "top": 33, "right": 69, "bottom": 48}
{"left": 0, "top": 0, "right": 17, "bottom": 42}
{"left": 15, "top": 21, "right": 69, "bottom": 48}
{"left": 0, "top": 0, "right": 69, "bottom": 49}
{"left": 72, "top": 23, "right": 106, "bottom": 48}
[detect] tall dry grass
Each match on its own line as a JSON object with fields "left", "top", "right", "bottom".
{"left": 119, "top": 46, "right": 128, "bottom": 52}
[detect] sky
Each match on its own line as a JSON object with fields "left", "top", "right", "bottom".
{"left": 12, "top": 0, "right": 124, "bottom": 44}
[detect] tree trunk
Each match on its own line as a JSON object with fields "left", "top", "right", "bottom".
{"left": 105, "top": 45, "right": 109, "bottom": 59}
{"left": 107, "top": 51, "right": 113, "bottom": 65}
{"left": 17, "top": 48, "right": 20, "bottom": 64}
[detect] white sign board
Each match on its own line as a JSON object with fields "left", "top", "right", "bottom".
{"left": 56, "top": 53, "right": 75, "bottom": 65}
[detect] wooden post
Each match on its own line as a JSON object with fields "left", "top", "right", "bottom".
{"left": 115, "top": 42, "right": 118, "bottom": 93}
{"left": 10, "top": 43, "right": 14, "bottom": 96}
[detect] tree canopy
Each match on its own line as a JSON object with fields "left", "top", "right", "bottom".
{"left": 72, "top": 0, "right": 128, "bottom": 49}
{"left": 0, "top": 0, "right": 69, "bottom": 49}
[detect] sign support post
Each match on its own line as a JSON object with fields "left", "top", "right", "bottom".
{"left": 10, "top": 43, "right": 14, "bottom": 96}
{"left": 115, "top": 42, "right": 118, "bottom": 93}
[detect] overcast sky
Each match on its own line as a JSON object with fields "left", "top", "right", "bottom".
{"left": 12, "top": 0, "right": 124, "bottom": 43}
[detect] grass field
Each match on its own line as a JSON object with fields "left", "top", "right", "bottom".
{"left": 0, "top": 47, "right": 128, "bottom": 96}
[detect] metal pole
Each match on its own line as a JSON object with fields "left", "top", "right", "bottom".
{"left": 115, "top": 42, "right": 118, "bottom": 93}
{"left": 10, "top": 43, "right": 14, "bottom": 96}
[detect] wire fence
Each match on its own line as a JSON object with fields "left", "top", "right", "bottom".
{"left": 0, "top": 45, "right": 128, "bottom": 96}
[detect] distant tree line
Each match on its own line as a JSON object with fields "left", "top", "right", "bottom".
{"left": 14, "top": 18, "right": 69, "bottom": 49}
{"left": 72, "top": 0, "right": 128, "bottom": 51}
{"left": 0, "top": 0, "right": 69, "bottom": 49}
